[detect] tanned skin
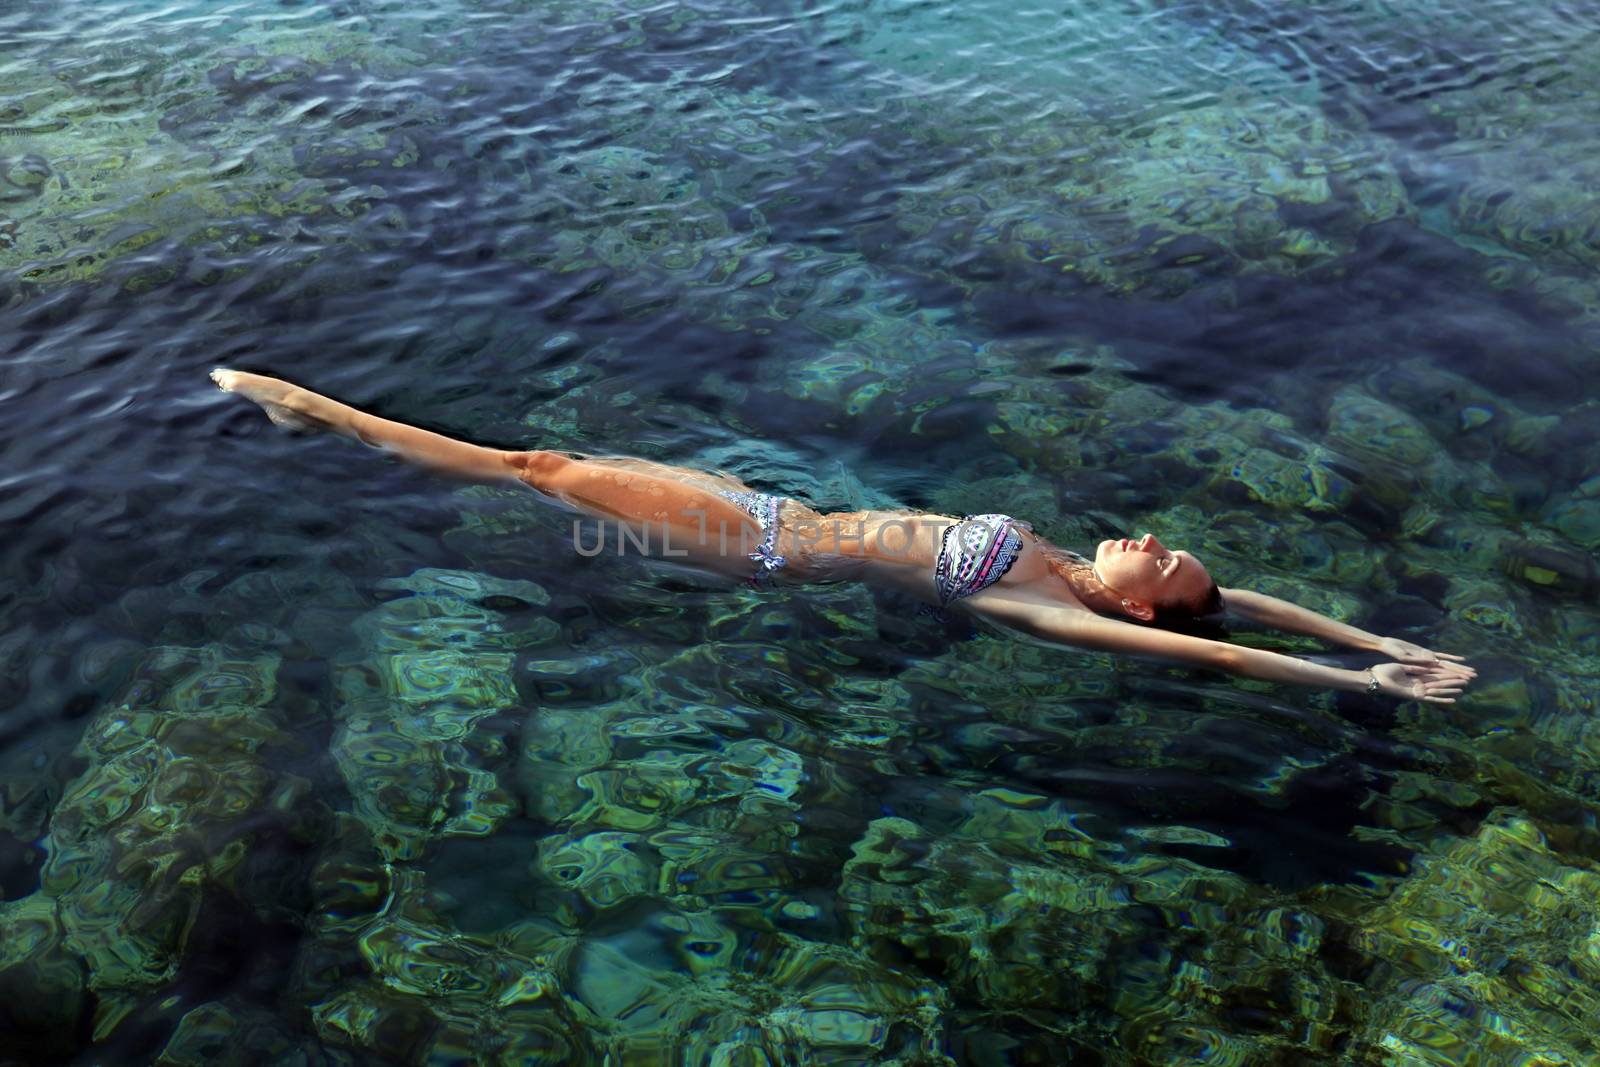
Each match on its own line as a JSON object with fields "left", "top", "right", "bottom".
{"left": 211, "top": 369, "right": 1475, "bottom": 704}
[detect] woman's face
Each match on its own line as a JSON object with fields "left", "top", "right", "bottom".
{"left": 1093, "top": 533, "right": 1213, "bottom": 609}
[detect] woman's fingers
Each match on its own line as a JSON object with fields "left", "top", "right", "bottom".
{"left": 1436, "top": 652, "right": 1467, "bottom": 662}
{"left": 1403, "top": 664, "right": 1473, "bottom": 682}
{"left": 1421, "top": 658, "right": 1474, "bottom": 676}
{"left": 1384, "top": 661, "right": 1476, "bottom": 702}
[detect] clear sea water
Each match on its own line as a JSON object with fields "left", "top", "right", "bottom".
{"left": 2, "top": 0, "right": 1599, "bottom": 1062}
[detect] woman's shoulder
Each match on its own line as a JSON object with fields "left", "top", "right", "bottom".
{"left": 986, "top": 532, "right": 1089, "bottom": 604}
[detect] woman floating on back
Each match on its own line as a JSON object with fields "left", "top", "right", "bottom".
{"left": 210, "top": 369, "right": 1474, "bottom": 704}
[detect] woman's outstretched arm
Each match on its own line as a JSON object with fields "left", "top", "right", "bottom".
{"left": 966, "top": 591, "right": 1471, "bottom": 702}
{"left": 1219, "top": 587, "right": 1384, "bottom": 650}
{"left": 1220, "top": 586, "right": 1475, "bottom": 677}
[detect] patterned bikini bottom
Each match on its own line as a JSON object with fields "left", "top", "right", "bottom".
{"left": 932, "top": 513, "right": 1029, "bottom": 609}
{"left": 717, "top": 489, "right": 789, "bottom": 582}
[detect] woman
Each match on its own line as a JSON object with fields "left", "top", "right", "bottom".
{"left": 210, "top": 369, "right": 1474, "bottom": 704}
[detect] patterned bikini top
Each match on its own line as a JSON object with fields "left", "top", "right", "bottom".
{"left": 932, "top": 513, "right": 1030, "bottom": 609}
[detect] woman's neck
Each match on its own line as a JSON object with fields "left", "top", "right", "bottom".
{"left": 1058, "top": 554, "right": 1125, "bottom": 616}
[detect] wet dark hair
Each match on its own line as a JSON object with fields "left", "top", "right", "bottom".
{"left": 1154, "top": 580, "right": 1224, "bottom": 623}
{"left": 1149, "top": 580, "right": 1228, "bottom": 638}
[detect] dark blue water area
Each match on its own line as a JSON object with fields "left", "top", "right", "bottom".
{"left": 3, "top": 0, "right": 1600, "bottom": 1062}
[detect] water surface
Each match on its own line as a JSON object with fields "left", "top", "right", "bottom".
{"left": 2, "top": 0, "right": 1599, "bottom": 1062}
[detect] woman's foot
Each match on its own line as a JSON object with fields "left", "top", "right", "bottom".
{"left": 211, "top": 368, "right": 329, "bottom": 432}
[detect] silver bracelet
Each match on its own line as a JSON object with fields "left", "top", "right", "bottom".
{"left": 1365, "top": 668, "right": 1381, "bottom": 696}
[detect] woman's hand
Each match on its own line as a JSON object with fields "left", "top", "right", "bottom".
{"left": 1369, "top": 662, "right": 1472, "bottom": 704}
{"left": 1376, "top": 637, "right": 1476, "bottom": 679}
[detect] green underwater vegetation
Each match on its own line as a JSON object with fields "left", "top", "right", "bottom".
{"left": 1, "top": 0, "right": 1600, "bottom": 1063}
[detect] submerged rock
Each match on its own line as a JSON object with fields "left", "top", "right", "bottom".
{"left": 0, "top": 23, "right": 434, "bottom": 290}
{"left": 835, "top": 86, "right": 1415, "bottom": 305}
{"left": 0, "top": 154, "right": 52, "bottom": 202}
{"left": 0, "top": 896, "right": 85, "bottom": 1061}
{"left": 1503, "top": 539, "right": 1600, "bottom": 597}
{"left": 1341, "top": 812, "right": 1600, "bottom": 1064}
{"left": 332, "top": 568, "right": 551, "bottom": 861}
{"left": 156, "top": 999, "right": 318, "bottom": 1066}
{"left": 299, "top": 847, "right": 953, "bottom": 1066}
{"left": 533, "top": 146, "right": 740, "bottom": 274}
{"left": 836, "top": 796, "right": 1372, "bottom": 1060}
{"left": 0, "top": 642, "right": 307, "bottom": 1047}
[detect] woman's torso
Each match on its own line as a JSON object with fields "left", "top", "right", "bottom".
{"left": 778, "top": 505, "right": 1077, "bottom": 610}
{"left": 558, "top": 457, "right": 1082, "bottom": 610}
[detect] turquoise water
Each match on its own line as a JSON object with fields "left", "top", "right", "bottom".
{"left": 2, "top": 0, "right": 1599, "bottom": 1062}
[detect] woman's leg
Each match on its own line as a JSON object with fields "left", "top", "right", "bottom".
{"left": 212, "top": 368, "right": 531, "bottom": 484}
{"left": 212, "top": 369, "right": 764, "bottom": 573}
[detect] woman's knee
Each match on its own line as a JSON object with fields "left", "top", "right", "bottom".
{"left": 507, "top": 449, "right": 572, "bottom": 488}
